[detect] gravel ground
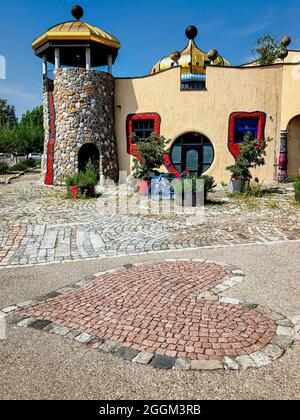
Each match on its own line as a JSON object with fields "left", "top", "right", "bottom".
{"left": 0, "top": 241, "right": 299, "bottom": 400}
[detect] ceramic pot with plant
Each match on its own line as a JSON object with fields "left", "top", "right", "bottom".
{"left": 227, "top": 131, "right": 272, "bottom": 194}
{"left": 132, "top": 132, "right": 170, "bottom": 196}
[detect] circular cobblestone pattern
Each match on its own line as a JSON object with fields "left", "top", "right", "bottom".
{"left": 18, "top": 261, "right": 277, "bottom": 362}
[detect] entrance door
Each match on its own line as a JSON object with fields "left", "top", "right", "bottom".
{"left": 78, "top": 143, "right": 100, "bottom": 173}
{"left": 182, "top": 146, "right": 201, "bottom": 177}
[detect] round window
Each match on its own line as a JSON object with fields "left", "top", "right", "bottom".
{"left": 170, "top": 132, "right": 214, "bottom": 177}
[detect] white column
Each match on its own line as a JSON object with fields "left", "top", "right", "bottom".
{"left": 108, "top": 55, "right": 113, "bottom": 75}
{"left": 42, "top": 55, "right": 48, "bottom": 75}
{"left": 54, "top": 48, "right": 60, "bottom": 69}
{"left": 86, "top": 48, "right": 91, "bottom": 70}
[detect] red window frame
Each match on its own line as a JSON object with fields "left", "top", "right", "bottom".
{"left": 228, "top": 112, "right": 266, "bottom": 159}
{"left": 126, "top": 113, "right": 161, "bottom": 157}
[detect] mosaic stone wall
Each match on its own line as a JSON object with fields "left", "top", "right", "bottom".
{"left": 42, "top": 68, "right": 118, "bottom": 185}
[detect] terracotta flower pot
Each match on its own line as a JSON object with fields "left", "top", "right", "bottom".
{"left": 138, "top": 180, "right": 151, "bottom": 195}
{"left": 68, "top": 186, "right": 79, "bottom": 199}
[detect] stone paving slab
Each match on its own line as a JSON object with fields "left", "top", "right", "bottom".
{"left": 0, "top": 175, "right": 299, "bottom": 268}
{"left": 2, "top": 259, "right": 296, "bottom": 372}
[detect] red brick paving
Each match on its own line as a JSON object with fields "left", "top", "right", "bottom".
{"left": 0, "top": 224, "right": 27, "bottom": 265}
{"left": 18, "top": 261, "right": 277, "bottom": 361}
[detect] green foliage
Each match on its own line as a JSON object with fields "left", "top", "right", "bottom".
{"left": 64, "top": 173, "right": 81, "bottom": 187}
{"left": 0, "top": 99, "right": 17, "bottom": 127}
{"left": 293, "top": 179, "right": 300, "bottom": 192}
{"left": 227, "top": 131, "right": 272, "bottom": 181}
{"left": 9, "top": 161, "right": 29, "bottom": 172}
{"left": 244, "top": 181, "right": 264, "bottom": 197}
{"left": 64, "top": 160, "right": 99, "bottom": 188}
{"left": 0, "top": 103, "right": 44, "bottom": 157}
{"left": 252, "top": 35, "right": 281, "bottom": 65}
{"left": 132, "top": 133, "right": 170, "bottom": 181}
{"left": 0, "top": 162, "right": 9, "bottom": 175}
{"left": 13, "top": 107, "right": 44, "bottom": 158}
{"left": 0, "top": 124, "right": 13, "bottom": 154}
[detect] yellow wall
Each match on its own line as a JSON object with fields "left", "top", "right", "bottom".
{"left": 114, "top": 64, "right": 285, "bottom": 183}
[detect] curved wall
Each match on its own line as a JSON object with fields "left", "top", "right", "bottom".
{"left": 42, "top": 68, "right": 118, "bottom": 185}
{"left": 115, "top": 66, "right": 283, "bottom": 183}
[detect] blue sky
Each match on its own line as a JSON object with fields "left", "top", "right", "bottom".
{"left": 1, "top": 0, "right": 300, "bottom": 118}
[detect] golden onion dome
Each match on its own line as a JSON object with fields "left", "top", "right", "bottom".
{"left": 32, "top": 6, "right": 121, "bottom": 68}
{"left": 32, "top": 20, "right": 121, "bottom": 51}
{"left": 150, "top": 26, "right": 230, "bottom": 75}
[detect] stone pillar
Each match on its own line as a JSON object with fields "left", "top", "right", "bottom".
{"left": 86, "top": 48, "right": 91, "bottom": 70}
{"left": 42, "top": 55, "right": 47, "bottom": 75}
{"left": 278, "top": 130, "right": 288, "bottom": 181}
{"left": 54, "top": 48, "right": 60, "bottom": 69}
{"left": 108, "top": 55, "right": 113, "bottom": 75}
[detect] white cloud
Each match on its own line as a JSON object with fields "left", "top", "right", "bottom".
{"left": 0, "top": 81, "right": 38, "bottom": 101}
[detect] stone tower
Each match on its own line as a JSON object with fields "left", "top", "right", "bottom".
{"left": 32, "top": 5, "right": 120, "bottom": 185}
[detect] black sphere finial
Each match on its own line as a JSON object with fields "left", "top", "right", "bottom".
{"left": 72, "top": 5, "right": 84, "bottom": 20}
{"left": 185, "top": 25, "right": 198, "bottom": 40}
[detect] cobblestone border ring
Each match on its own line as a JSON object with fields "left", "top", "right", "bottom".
{"left": 1, "top": 259, "right": 296, "bottom": 371}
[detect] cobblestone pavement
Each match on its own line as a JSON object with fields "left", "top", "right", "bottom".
{"left": 10, "top": 259, "right": 295, "bottom": 371}
{"left": 0, "top": 174, "right": 299, "bottom": 267}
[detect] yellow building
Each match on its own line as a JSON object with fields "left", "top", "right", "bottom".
{"left": 32, "top": 6, "right": 300, "bottom": 185}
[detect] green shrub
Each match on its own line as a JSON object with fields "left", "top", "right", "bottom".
{"left": 294, "top": 179, "right": 300, "bottom": 193}
{"left": 27, "top": 159, "right": 36, "bottom": 168}
{"left": 227, "top": 131, "right": 272, "bottom": 181}
{"left": 0, "top": 162, "right": 9, "bottom": 175}
{"left": 132, "top": 133, "right": 170, "bottom": 180}
{"left": 244, "top": 182, "right": 264, "bottom": 197}
{"left": 9, "top": 161, "right": 29, "bottom": 172}
{"left": 64, "top": 161, "right": 99, "bottom": 189}
{"left": 64, "top": 173, "right": 81, "bottom": 187}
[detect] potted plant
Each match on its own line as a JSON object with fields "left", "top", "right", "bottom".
{"left": 77, "top": 161, "right": 99, "bottom": 197}
{"left": 132, "top": 132, "right": 170, "bottom": 195}
{"left": 64, "top": 161, "right": 99, "bottom": 199}
{"left": 227, "top": 131, "right": 272, "bottom": 193}
{"left": 65, "top": 173, "right": 81, "bottom": 199}
{"left": 174, "top": 175, "right": 216, "bottom": 206}
{"left": 294, "top": 179, "right": 300, "bottom": 202}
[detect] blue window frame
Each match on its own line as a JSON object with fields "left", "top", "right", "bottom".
{"left": 234, "top": 118, "right": 259, "bottom": 144}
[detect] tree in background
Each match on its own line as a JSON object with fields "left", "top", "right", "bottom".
{"left": 0, "top": 98, "right": 17, "bottom": 127}
{"left": 0, "top": 102, "right": 44, "bottom": 159}
{"left": 13, "top": 106, "right": 44, "bottom": 159}
{"left": 252, "top": 35, "right": 281, "bottom": 65}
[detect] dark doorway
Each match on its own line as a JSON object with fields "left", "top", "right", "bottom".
{"left": 170, "top": 132, "right": 214, "bottom": 177}
{"left": 78, "top": 143, "right": 100, "bottom": 173}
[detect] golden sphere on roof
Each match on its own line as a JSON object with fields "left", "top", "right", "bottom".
{"left": 150, "top": 27, "right": 230, "bottom": 75}
{"left": 170, "top": 51, "right": 181, "bottom": 62}
{"left": 208, "top": 49, "right": 219, "bottom": 62}
{"left": 281, "top": 36, "right": 291, "bottom": 47}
